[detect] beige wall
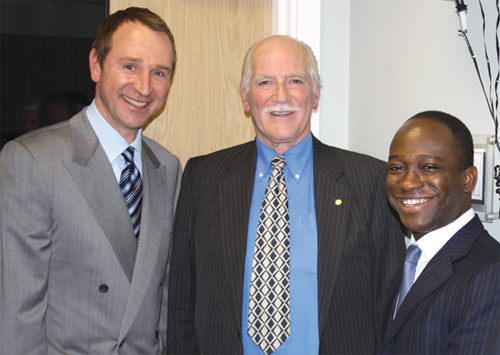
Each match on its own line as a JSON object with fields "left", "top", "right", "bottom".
{"left": 110, "top": 0, "right": 272, "bottom": 166}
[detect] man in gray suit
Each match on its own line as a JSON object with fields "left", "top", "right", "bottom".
{"left": 0, "top": 7, "right": 181, "bottom": 354}
{"left": 168, "top": 35, "right": 405, "bottom": 354}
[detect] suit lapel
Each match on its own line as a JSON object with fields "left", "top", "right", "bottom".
{"left": 64, "top": 112, "right": 137, "bottom": 282}
{"left": 381, "top": 216, "right": 485, "bottom": 349}
{"left": 219, "top": 142, "right": 257, "bottom": 327}
{"left": 312, "top": 137, "right": 354, "bottom": 333}
{"left": 382, "top": 253, "right": 454, "bottom": 346}
{"left": 119, "top": 141, "right": 168, "bottom": 339}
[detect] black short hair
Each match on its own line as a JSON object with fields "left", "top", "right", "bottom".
{"left": 407, "top": 110, "right": 473, "bottom": 171}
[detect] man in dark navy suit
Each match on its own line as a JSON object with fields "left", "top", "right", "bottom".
{"left": 381, "top": 110, "right": 500, "bottom": 354}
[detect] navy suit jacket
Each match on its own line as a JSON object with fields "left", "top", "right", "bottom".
{"left": 168, "top": 136, "right": 406, "bottom": 354}
{"left": 380, "top": 215, "right": 500, "bottom": 354}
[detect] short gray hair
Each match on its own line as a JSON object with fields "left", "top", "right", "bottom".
{"left": 240, "top": 35, "right": 322, "bottom": 93}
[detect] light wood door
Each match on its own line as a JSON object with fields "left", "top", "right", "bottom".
{"left": 110, "top": 0, "right": 272, "bottom": 166}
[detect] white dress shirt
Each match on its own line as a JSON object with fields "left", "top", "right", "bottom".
{"left": 86, "top": 100, "right": 143, "bottom": 181}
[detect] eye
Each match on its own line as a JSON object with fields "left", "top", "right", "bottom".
{"left": 153, "top": 71, "right": 164, "bottom": 77}
{"left": 125, "top": 64, "right": 135, "bottom": 71}
{"left": 421, "top": 165, "right": 439, "bottom": 172}
{"left": 290, "top": 79, "right": 303, "bottom": 84}
{"left": 388, "top": 164, "right": 404, "bottom": 173}
{"left": 258, "top": 80, "right": 271, "bottom": 86}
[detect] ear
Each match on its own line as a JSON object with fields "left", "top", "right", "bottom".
{"left": 312, "top": 85, "right": 320, "bottom": 110}
{"left": 240, "top": 84, "right": 251, "bottom": 114}
{"left": 89, "top": 48, "right": 101, "bottom": 84}
{"left": 463, "top": 165, "right": 478, "bottom": 193}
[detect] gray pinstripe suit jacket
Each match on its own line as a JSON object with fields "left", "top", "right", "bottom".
{"left": 380, "top": 215, "right": 500, "bottom": 354}
{"left": 168, "top": 136, "right": 405, "bottom": 354}
{"left": 0, "top": 110, "right": 182, "bottom": 354}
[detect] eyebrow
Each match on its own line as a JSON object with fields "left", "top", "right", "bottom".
{"left": 120, "top": 57, "right": 171, "bottom": 72}
{"left": 252, "top": 73, "right": 309, "bottom": 83}
{"left": 388, "top": 154, "right": 444, "bottom": 161}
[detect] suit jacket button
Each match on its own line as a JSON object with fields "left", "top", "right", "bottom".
{"left": 98, "top": 284, "right": 109, "bottom": 293}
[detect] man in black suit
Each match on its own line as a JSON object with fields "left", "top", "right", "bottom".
{"left": 380, "top": 111, "right": 500, "bottom": 354}
{"left": 168, "top": 35, "right": 405, "bottom": 354}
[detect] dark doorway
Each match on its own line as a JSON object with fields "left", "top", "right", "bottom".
{"left": 1, "top": 0, "right": 108, "bottom": 147}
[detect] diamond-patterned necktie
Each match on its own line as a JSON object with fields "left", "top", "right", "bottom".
{"left": 119, "top": 147, "right": 143, "bottom": 240}
{"left": 396, "top": 244, "right": 422, "bottom": 311}
{"left": 248, "top": 155, "right": 290, "bottom": 355}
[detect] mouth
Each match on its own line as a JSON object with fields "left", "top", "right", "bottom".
{"left": 399, "top": 198, "right": 429, "bottom": 207}
{"left": 270, "top": 111, "right": 294, "bottom": 116}
{"left": 123, "top": 96, "right": 147, "bottom": 108}
{"left": 265, "top": 104, "right": 300, "bottom": 117}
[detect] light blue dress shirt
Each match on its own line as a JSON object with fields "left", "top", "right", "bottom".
{"left": 86, "top": 100, "right": 142, "bottom": 181}
{"left": 242, "top": 133, "right": 319, "bottom": 354}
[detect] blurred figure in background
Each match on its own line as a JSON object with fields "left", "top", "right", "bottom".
{"left": 38, "top": 91, "right": 91, "bottom": 127}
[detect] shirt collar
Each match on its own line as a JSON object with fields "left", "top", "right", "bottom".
{"left": 411, "top": 208, "right": 475, "bottom": 261}
{"left": 256, "top": 133, "right": 312, "bottom": 182}
{"left": 86, "top": 99, "right": 142, "bottom": 162}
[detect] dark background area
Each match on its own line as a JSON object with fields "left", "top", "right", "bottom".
{"left": 1, "top": 0, "right": 108, "bottom": 147}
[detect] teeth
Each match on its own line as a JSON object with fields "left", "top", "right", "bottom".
{"left": 123, "top": 96, "right": 147, "bottom": 107}
{"left": 402, "top": 199, "right": 428, "bottom": 207}
{"left": 271, "top": 111, "right": 292, "bottom": 116}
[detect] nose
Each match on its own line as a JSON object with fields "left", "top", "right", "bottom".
{"left": 400, "top": 170, "right": 424, "bottom": 191}
{"left": 134, "top": 72, "right": 152, "bottom": 97}
{"left": 274, "top": 82, "right": 290, "bottom": 103}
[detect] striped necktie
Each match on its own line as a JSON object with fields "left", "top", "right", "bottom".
{"left": 119, "top": 147, "right": 143, "bottom": 240}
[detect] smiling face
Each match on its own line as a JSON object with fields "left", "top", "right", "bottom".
{"left": 89, "top": 21, "right": 174, "bottom": 143}
{"left": 386, "top": 118, "right": 477, "bottom": 240}
{"left": 240, "top": 36, "right": 320, "bottom": 154}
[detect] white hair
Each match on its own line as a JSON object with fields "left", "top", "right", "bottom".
{"left": 240, "top": 35, "right": 322, "bottom": 93}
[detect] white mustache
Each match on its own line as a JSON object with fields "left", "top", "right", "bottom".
{"left": 264, "top": 104, "right": 301, "bottom": 113}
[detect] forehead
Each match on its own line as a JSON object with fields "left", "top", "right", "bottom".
{"left": 109, "top": 21, "right": 172, "bottom": 57}
{"left": 250, "top": 38, "right": 309, "bottom": 77}
{"left": 391, "top": 119, "right": 458, "bottom": 159}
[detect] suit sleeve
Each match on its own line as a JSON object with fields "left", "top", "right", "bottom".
{"left": 447, "top": 262, "right": 500, "bottom": 354}
{"left": 0, "top": 140, "right": 51, "bottom": 354}
{"left": 158, "top": 158, "right": 183, "bottom": 354}
{"left": 167, "top": 159, "right": 200, "bottom": 354}
{"left": 369, "top": 163, "right": 405, "bottom": 339}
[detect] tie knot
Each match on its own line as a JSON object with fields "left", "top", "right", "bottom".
{"left": 122, "top": 147, "right": 134, "bottom": 163}
{"left": 406, "top": 244, "right": 422, "bottom": 265}
{"left": 271, "top": 155, "right": 286, "bottom": 170}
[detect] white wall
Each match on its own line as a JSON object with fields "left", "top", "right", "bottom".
{"left": 319, "top": 0, "right": 499, "bottom": 237}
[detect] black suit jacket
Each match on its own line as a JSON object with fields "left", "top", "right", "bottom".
{"left": 380, "top": 215, "right": 500, "bottom": 354}
{"left": 168, "top": 136, "right": 405, "bottom": 354}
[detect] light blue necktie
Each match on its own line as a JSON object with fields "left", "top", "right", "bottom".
{"left": 396, "top": 244, "right": 422, "bottom": 310}
{"left": 119, "top": 147, "right": 143, "bottom": 240}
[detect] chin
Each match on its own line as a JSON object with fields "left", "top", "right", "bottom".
{"left": 399, "top": 217, "right": 430, "bottom": 235}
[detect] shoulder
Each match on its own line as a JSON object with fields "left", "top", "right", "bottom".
{"left": 142, "top": 136, "right": 181, "bottom": 168}
{"left": 313, "top": 137, "right": 387, "bottom": 172}
{"left": 468, "top": 229, "right": 500, "bottom": 268}
{"left": 312, "top": 138, "right": 388, "bottom": 192}
{"left": 2, "top": 120, "right": 72, "bottom": 160}
{"left": 185, "top": 140, "right": 255, "bottom": 173}
{"left": 447, "top": 224, "right": 500, "bottom": 290}
{"left": 456, "top": 231, "right": 500, "bottom": 307}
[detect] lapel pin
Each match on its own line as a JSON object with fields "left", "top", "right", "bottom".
{"left": 335, "top": 199, "right": 342, "bottom": 206}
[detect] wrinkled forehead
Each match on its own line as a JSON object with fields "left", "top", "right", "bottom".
{"left": 251, "top": 39, "right": 309, "bottom": 77}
